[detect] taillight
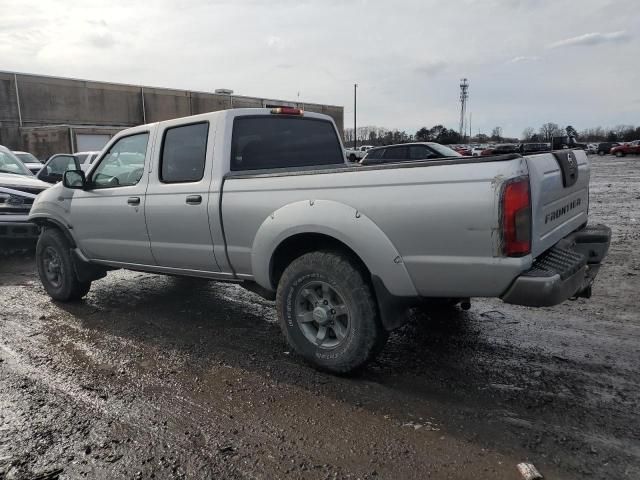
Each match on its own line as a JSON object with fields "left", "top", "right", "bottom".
{"left": 270, "top": 107, "right": 303, "bottom": 115}
{"left": 502, "top": 177, "right": 531, "bottom": 257}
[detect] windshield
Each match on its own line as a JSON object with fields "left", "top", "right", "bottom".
{"left": 0, "top": 149, "right": 33, "bottom": 176}
{"left": 15, "top": 152, "right": 41, "bottom": 164}
{"left": 428, "top": 144, "right": 463, "bottom": 157}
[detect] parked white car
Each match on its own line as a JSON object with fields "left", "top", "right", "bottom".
{"left": 12, "top": 151, "right": 44, "bottom": 174}
{"left": 345, "top": 145, "right": 373, "bottom": 162}
{"left": 471, "top": 146, "right": 486, "bottom": 157}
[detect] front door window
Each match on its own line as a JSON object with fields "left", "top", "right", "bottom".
{"left": 91, "top": 133, "right": 149, "bottom": 188}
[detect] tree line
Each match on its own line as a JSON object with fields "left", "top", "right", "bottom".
{"left": 344, "top": 124, "right": 519, "bottom": 147}
{"left": 344, "top": 122, "right": 640, "bottom": 147}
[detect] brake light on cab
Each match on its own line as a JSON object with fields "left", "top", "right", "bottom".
{"left": 502, "top": 177, "right": 531, "bottom": 257}
{"left": 270, "top": 107, "right": 304, "bottom": 116}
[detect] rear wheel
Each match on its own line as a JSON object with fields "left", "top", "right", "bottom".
{"left": 36, "top": 229, "right": 91, "bottom": 301}
{"left": 276, "top": 250, "right": 386, "bottom": 373}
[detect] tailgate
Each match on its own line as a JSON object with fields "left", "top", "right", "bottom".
{"left": 525, "top": 150, "right": 590, "bottom": 258}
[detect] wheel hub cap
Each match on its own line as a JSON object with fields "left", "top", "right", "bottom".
{"left": 295, "top": 281, "right": 350, "bottom": 349}
{"left": 312, "top": 306, "right": 330, "bottom": 325}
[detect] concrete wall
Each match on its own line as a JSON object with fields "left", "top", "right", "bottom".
{"left": 0, "top": 71, "right": 344, "bottom": 157}
{"left": 19, "top": 127, "right": 71, "bottom": 160}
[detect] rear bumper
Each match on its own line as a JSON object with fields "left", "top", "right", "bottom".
{"left": 501, "top": 224, "right": 611, "bottom": 307}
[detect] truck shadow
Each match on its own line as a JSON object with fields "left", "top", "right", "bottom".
{"left": 53, "top": 273, "right": 583, "bottom": 413}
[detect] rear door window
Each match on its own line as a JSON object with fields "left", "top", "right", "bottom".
{"left": 231, "top": 116, "right": 344, "bottom": 171}
{"left": 382, "top": 146, "right": 409, "bottom": 161}
{"left": 408, "top": 145, "right": 436, "bottom": 160}
{"left": 366, "top": 149, "right": 384, "bottom": 160}
{"left": 161, "top": 122, "right": 209, "bottom": 183}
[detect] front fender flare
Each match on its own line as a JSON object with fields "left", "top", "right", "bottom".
{"left": 29, "top": 213, "right": 77, "bottom": 247}
{"left": 250, "top": 199, "right": 418, "bottom": 297}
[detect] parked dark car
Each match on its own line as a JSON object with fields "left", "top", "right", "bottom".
{"left": 519, "top": 143, "right": 549, "bottom": 154}
{"left": 360, "top": 142, "right": 462, "bottom": 165}
{"left": 480, "top": 144, "right": 519, "bottom": 156}
{"left": 597, "top": 142, "right": 620, "bottom": 155}
{"left": 36, "top": 151, "right": 102, "bottom": 184}
{"left": 36, "top": 154, "right": 80, "bottom": 184}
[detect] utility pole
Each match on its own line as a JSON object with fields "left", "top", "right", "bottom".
{"left": 459, "top": 78, "right": 469, "bottom": 142}
{"left": 353, "top": 83, "right": 358, "bottom": 149}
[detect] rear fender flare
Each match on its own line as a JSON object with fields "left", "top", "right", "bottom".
{"left": 251, "top": 199, "right": 418, "bottom": 297}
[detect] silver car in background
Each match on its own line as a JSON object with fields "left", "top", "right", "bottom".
{"left": 12, "top": 151, "right": 44, "bottom": 174}
{"left": 0, "top": 145, "right": 50, "bottom": 238}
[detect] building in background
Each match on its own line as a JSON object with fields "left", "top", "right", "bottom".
{"left": 0, "top": 71, "right": 344, "bottom": 160}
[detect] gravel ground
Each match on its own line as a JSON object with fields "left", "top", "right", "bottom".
{"left": 0, "top": 154, "right": 638, "bottom": 480}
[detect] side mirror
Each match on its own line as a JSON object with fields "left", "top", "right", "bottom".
{"left": 63, "top": 170, "right": 86, "bottom": 189}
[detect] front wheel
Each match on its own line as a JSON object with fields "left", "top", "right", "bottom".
{"left": 36, "top": 229, "right": 91, "bottom": 301}
{"left": 616, "top": 151, "right": 625, "bottom": 157}
{"left": 276, "top": 251, "right": 387, "bottom": 373}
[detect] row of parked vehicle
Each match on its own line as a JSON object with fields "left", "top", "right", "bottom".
{"left": 346, "top": 139, "right": 640, "bottom": 166}
{"left": 586, "top": 141, "right": 640, "bottom": 156}
{"left": 350, "top": 142, "right": 553, "bottom": 166}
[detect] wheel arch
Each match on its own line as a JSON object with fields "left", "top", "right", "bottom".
{"left": 251, "top": 199, "right": 418, "bottom": 298}
{"left": 30, "top": 215, "right": 76, "bottom": 247}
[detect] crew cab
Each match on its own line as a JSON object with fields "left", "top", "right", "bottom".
{"left": 29, "top": 108, "right": 610, "bottom": 373}
{"left": 610, "top": 140, "right": 640, "bottom": 157}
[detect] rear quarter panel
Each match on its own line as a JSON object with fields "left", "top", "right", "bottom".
{"left": 222, "top": 158, "right": 532, "bottom": 298}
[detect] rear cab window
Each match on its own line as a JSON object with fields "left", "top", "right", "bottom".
{"left": 230, "top": 116, "right": 344, "bottom": 171}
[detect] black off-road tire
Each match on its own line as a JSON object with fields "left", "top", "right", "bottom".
{"left": 36, "top": 228, "right": 91, "bottom": 301}
{"left": 276, "top": 250, "right": 387, "bottom": 374}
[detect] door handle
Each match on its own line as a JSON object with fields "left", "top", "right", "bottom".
{"left": 127, "top": 197, "right": 141, "bottom": 205}
{"left": 186, "top": 195, "right": 202, "bottom": 205}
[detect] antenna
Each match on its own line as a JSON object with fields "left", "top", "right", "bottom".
{"left": 459, "top": 78, "right": 469, "bottom": 141}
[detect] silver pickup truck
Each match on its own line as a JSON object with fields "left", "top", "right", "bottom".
{"left": 29, "top": 107, "right": 610, "bottom": 373}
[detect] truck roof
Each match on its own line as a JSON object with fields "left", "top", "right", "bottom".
{"left": 143, "top": 108, "right": 336, "bottom": 130}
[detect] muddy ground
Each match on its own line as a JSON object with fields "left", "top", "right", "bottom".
{"left": 1, "top": 154, "right": 639, "bottom": 480}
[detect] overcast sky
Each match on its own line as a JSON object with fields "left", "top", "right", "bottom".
{"left": 1, "top": 0, "right": 638, "bottom": 137}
